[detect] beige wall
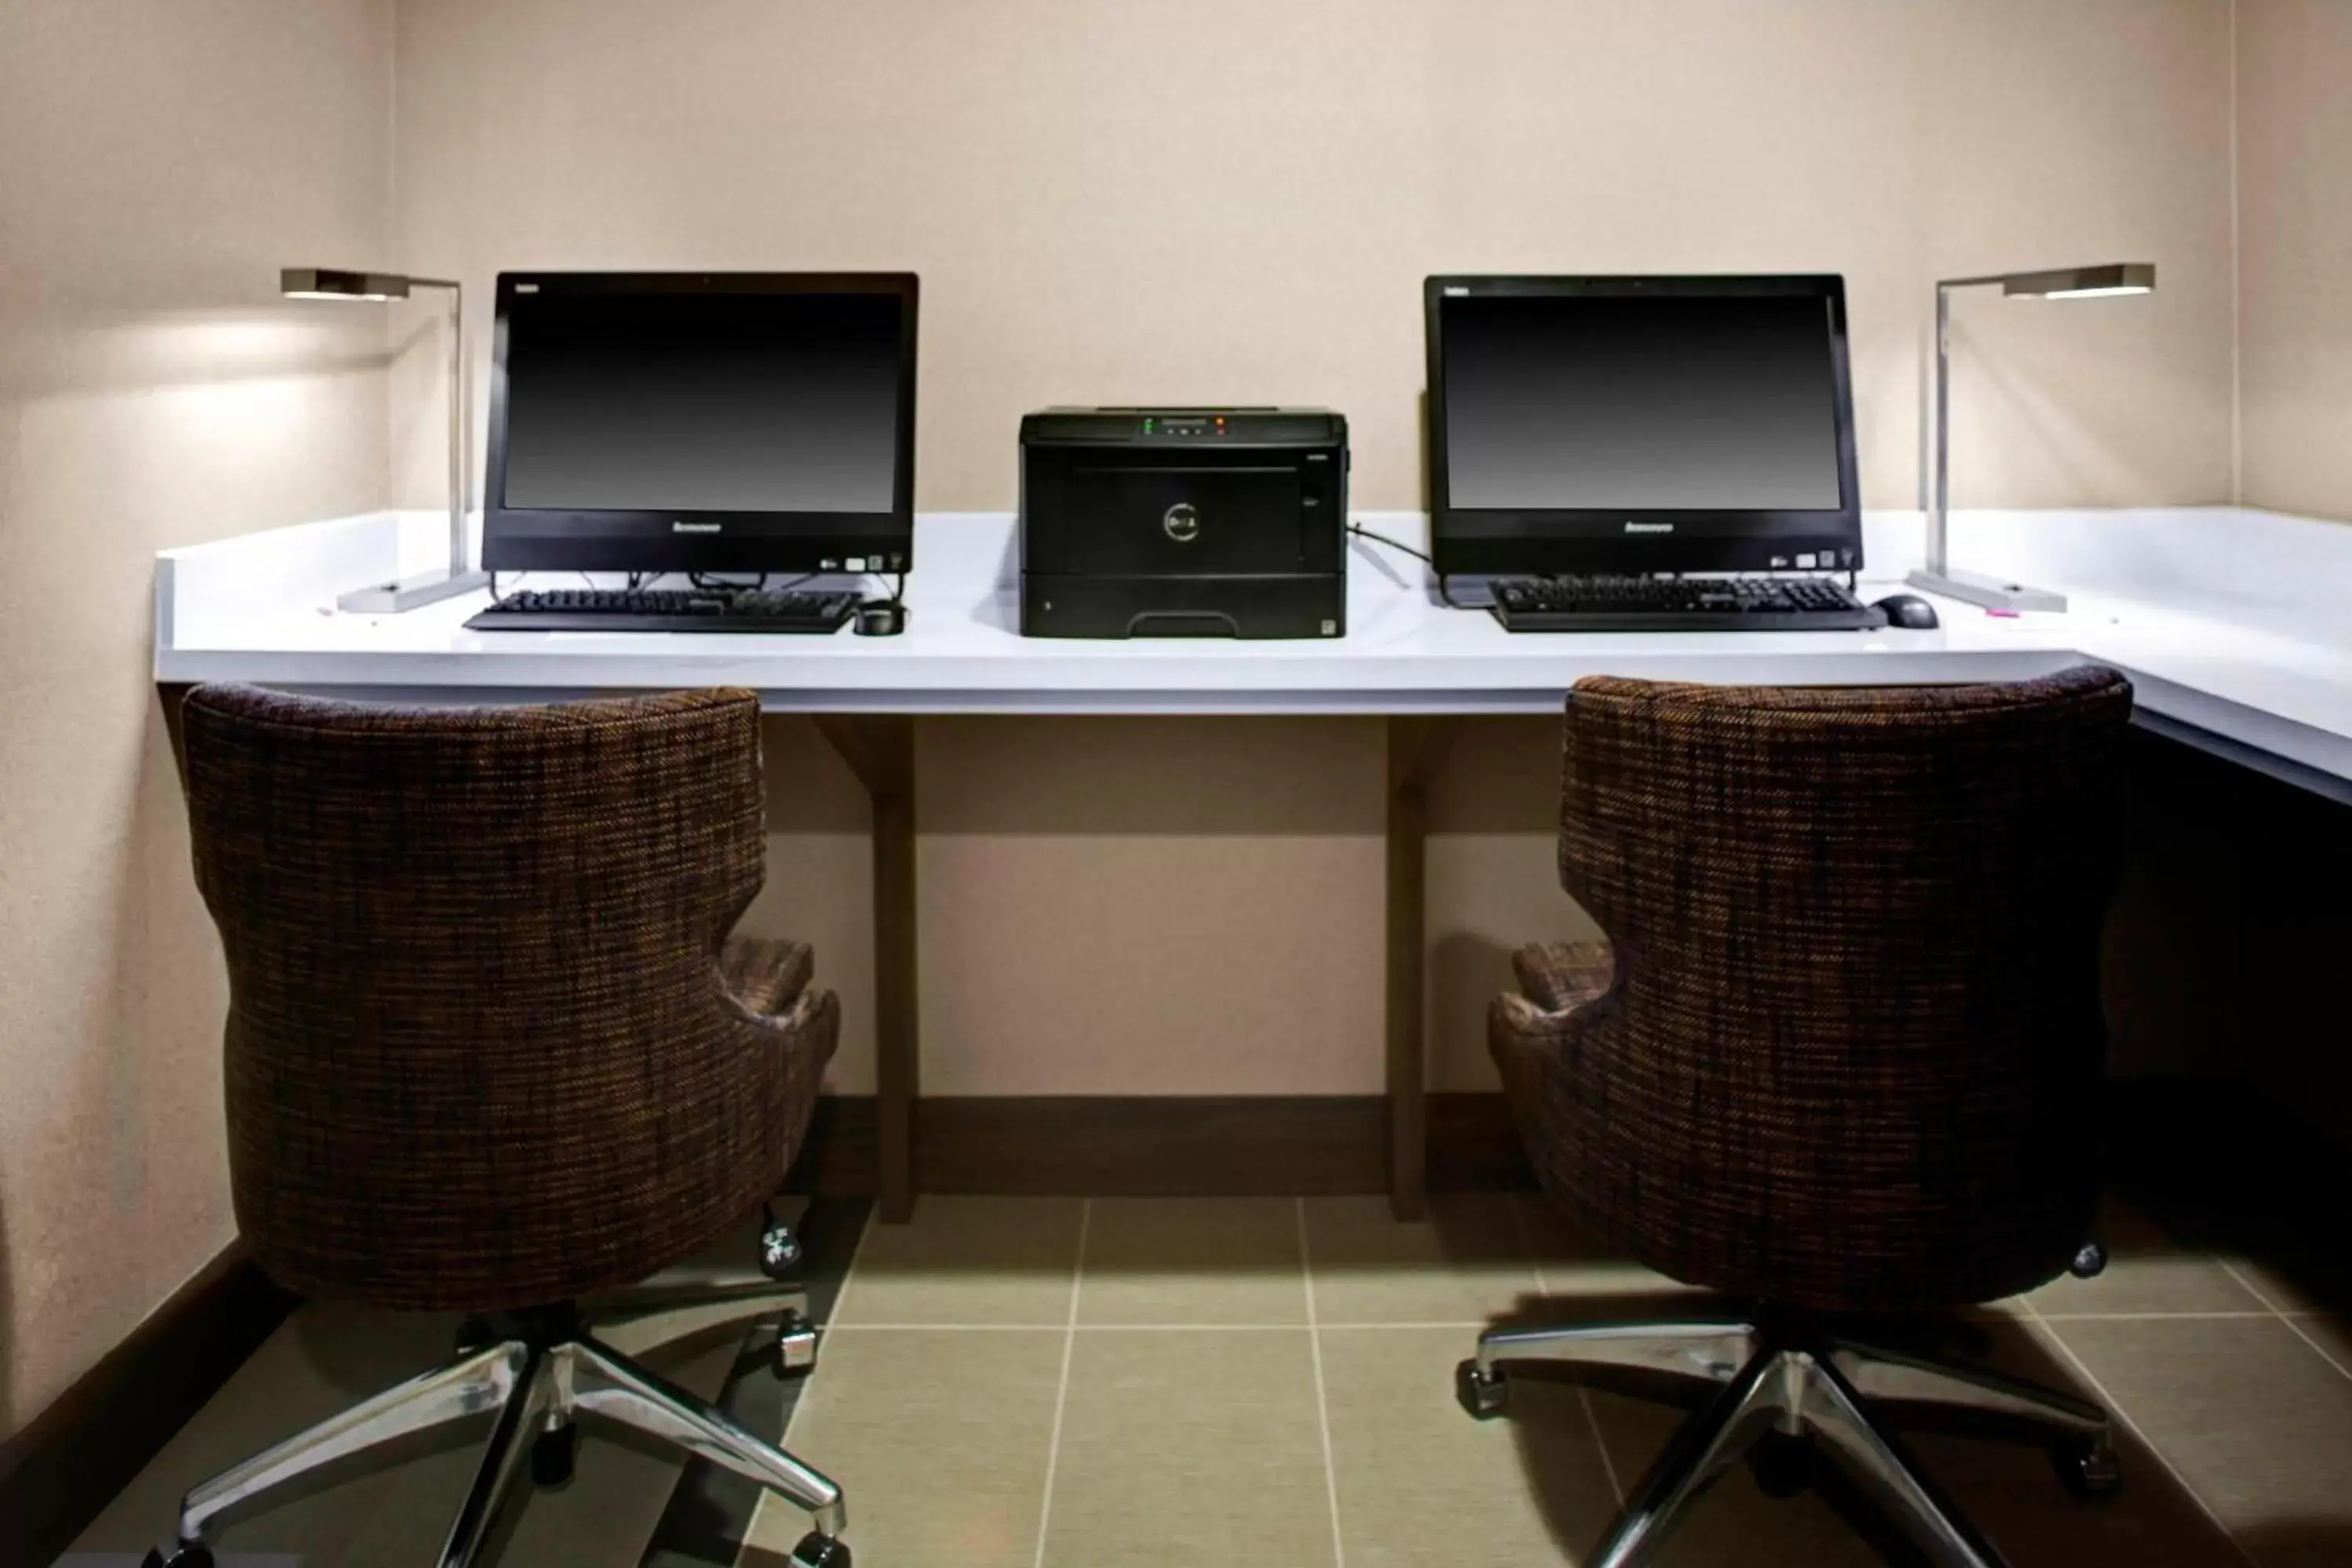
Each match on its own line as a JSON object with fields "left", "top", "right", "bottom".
{"left": 388, "top": 0, "right": 2237, "bottom": 1098}
{"left": 390, "top": 0, "right": 2236, "bottom": 516}
{"left": 2237, "top": 0, "right": 2352, "bottom": 521}
{"left": 0, "top": 0, "right": 2271, "bottom": 1445}
{"left": 0, "top": 1, "right": 394, "bottom": 1436}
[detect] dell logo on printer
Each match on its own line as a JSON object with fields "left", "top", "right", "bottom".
{"left": 672, "top": 521, "right": 721, "bottom": 534}
{"left": 1623, "top": 521, "right": 1675, "bottom": 534}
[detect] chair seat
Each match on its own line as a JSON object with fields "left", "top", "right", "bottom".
{"left": 721, "top": 936, "right": 816, "bottom": 1017}
{"left": 1510, "top": 940, "right": 1614, "bottom": 1016}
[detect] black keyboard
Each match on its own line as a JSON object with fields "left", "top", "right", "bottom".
{"left": 1489, "top": 575, "right": 1884, "bottom": 633}
{"left": 466, "top": 587, "right": 860, "bottom": 634}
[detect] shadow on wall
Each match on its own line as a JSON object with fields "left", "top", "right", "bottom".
{"left": 2104, "top": 726, "right": 2352, "bottom": 1141}
{"left": 122, "top": 677, "right": 234, "bottom": 1268}
{"left": 1431, "top": 931, "right": 1515, "bottom": 1089}
{"left": 757, "top": 715, "right": 873, "bottom": 840}
{"left": 0, "top": 1192, "right": 13, "bottom": 1435}
{"left": 914, "top": 714, "right": 1388, "bottom": 838}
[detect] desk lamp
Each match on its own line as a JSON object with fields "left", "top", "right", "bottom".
{"left": 1914, "top": 262, "right": 2156, "bottom": 613}
{"left": 281, "top": 267, "right": 489, "bottom": 613}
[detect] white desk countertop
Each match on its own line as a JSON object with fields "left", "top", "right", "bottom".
{"left": 155, "top": 506, "right": 2352, "bottom": 795}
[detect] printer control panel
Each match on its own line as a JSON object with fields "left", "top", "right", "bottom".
{"left": 1139, "top": 414, "right": 1226, "bottom": 438}
{"left": 1024, "top": 408, "right": 1340, "bottom": 448}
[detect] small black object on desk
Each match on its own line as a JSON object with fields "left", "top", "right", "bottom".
{"left": 1871, "top": 592, "right": 1941, "bottom": 630}
{"left": 855, "top": 601, "right": 906, "bottom": 637}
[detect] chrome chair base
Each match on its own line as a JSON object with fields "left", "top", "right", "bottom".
{"left": 144, "top": 1245, "right": 849, "bottom": 1568}
{"left": 1460, "top": 1316, "right": 2116, "bottom": 1568}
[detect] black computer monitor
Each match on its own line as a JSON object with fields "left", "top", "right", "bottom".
{"left": 482, "top": 272, "right": 918, "bottom": 575}
{"left": 1425, "top": 275, "right": 1862, "bottom": 577}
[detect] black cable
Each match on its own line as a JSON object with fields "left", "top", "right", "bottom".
{"left": 1346, "top": 523, "right": 1432, "bottom": 565}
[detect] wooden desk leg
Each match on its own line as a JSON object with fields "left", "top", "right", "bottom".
{"left": 1386, "top": 716, "right": 1459, "bottom": 1221}
{"left": 815, "top": 716, "right": 921, "bottom": 1223}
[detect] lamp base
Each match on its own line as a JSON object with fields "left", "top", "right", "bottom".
{"left": 1905, "top": 567, "right": 2067, "bottom": 614}
{"left": 337, "top": 567, "right": 492, "bottom": 615}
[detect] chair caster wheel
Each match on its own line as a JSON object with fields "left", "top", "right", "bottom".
{"left": 2069, "top": 1242, "right": 2108, "bottom": 1279}
{"left": 760, "top": 1204, "right": 802, "bottom": 1279}
{"left": 775, "top": 1310, "right": 819, "bottom": 1379}
{"left": 141, "top": 1546, "right": 213, "bottom": 1568}
{"left": 1456, "top": 1359, "right": 1508, "bottom": 1420}
{"left": 788, "top": 1530, "right": 851, "bottom": 1567}
{"left": 1747, "top": 1430, "right": 1813, "bottom": 1498}
{"left": 531, "top": 1420, "right": 579, "bottom": 1490}
{"left": 2053, "top": 1434, "right": 2122, "bottom": 1498}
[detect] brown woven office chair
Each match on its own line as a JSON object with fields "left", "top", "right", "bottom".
{"left": 1460, "top": 666, "right": 2134, "bottom": 1568}
{"left": 149, "top": 684, "right": 851, "bottom": 1568}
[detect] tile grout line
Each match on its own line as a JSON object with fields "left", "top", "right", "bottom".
{"left": 1297, "top": 1197, "right": 1350, "bottom": 1568}
{"left": 1510, "top": 1194, "right": 1626, "bottom": 1504}
{"left": 2020, "top": 1295, "right": 2264, "bottom": 1568}
{"left": 818, "top": 1307, "right": 2292, "bottom": 1331}
{"left": 825, "top": 1319, "right": 1504, "bottom": 1333}
{"left": 1029, "top": 1198, "right": 1090, "bottom": 1568}
{"left": 2034, "top": 1308, "right": 2285, "bottom": 1323}
{"left": 2216, "top": 1259, "right": 2352, "bottom": 1384}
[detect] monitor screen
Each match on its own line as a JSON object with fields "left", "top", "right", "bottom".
{"left": 484, "top": 273, "right": 916, "bottom": 574}
{"left": 1426, "top": 276, "right": 1860, "bottom": 576}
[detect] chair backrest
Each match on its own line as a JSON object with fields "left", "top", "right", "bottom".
{"left": 1544, "top": 666, "right": 2132, "bottom": 1311}
{"left": 180, "top": 684, "right": 786, "bottom": 1309}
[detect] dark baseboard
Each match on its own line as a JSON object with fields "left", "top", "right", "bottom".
{"left": 1428, "top": 1092, "right": 1537, "bottom": 1191}
{"left": 2108, "top": 1076, "right": 2351, "bottom": 1191}
{"left": 786, "top": 1092, "right": 1533, "bottom": 1197}
{"left": 790, "top": 1094, "right": 882, "bottom": 1196}
{"left": 0, "top": 1241, "right": 296, "bottom": 1568}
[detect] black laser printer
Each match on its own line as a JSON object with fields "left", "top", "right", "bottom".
{"left": 1018, "top": 408, "right": 1348, "bottom": 639}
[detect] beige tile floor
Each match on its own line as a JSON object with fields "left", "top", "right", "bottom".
{"left": 67, "top": 1192, "right": 2352, "bottom": 1568}
{"left": 743, "top": 1193, "right": 2352, "bottom": 1568}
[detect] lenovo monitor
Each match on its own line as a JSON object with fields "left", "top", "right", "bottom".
{"left": 1425, "top": 275, "right": 1862, "bottom": 576}
{"left": 483, "top": 271, "right": 918, "bottom": 575}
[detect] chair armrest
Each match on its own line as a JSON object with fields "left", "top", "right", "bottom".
{"left": 1509, "top": 941, "right": 1616, "bottom": 1018}
{"left": 716, "top": 935, "right": 841, "bottom": 1084}
{"left": 720, "top": 936, "right": 815, "bottom": 1018}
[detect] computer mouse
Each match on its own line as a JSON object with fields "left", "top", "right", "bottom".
{"left": 854, "top": 601, "right": 906, "bottom": 637}
{"left": 1871, "top": 593, "right": 1940, "bottom": 630}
